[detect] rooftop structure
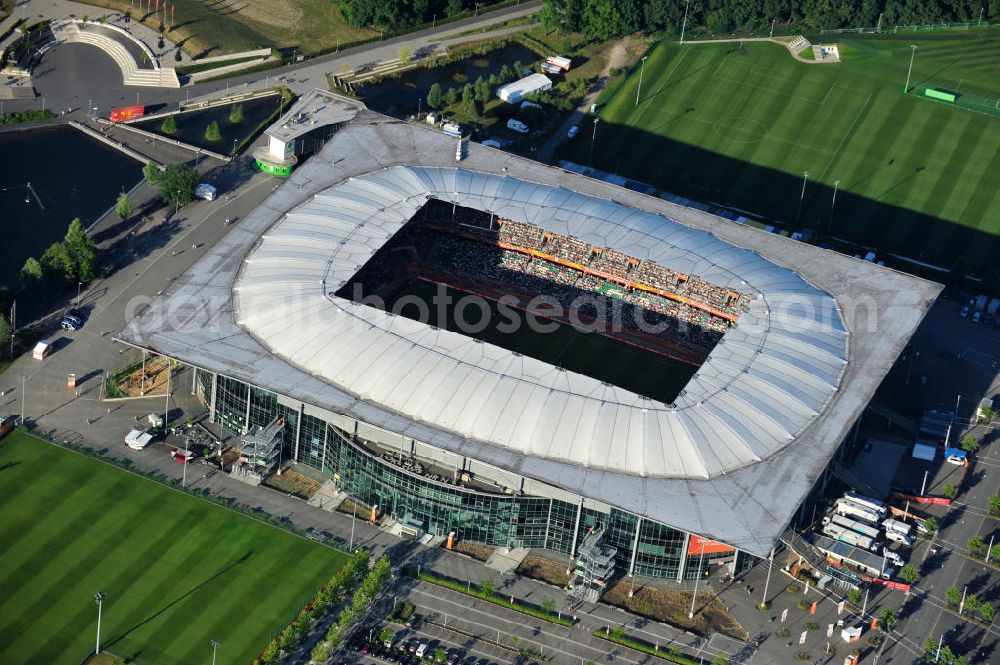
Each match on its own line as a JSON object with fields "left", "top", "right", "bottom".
{"left": 118, "top": 93, "right": 940, "bottom": 557}
{"left": 497, "top": 73, "right": 552, "bottom": 104}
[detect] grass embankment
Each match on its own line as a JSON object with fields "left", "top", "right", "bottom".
{"left": 0, "top": 432, "right": 349, "bottom": 665}
{"left": 566, "top": 33, "right": 1000, "bottom": 281}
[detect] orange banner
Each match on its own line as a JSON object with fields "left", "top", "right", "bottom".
{"left": 687, "top": 535, "right": 736, "bottom": 556}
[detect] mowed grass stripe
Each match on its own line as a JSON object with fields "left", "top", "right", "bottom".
{"left": 568, "top": 35, "right": 1000, "bottom": 275}
{"left": 0, "top": 434, "right": 347, "bottom": 665}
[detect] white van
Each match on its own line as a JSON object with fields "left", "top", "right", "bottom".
{"left": 885, "top": 530, "right": 913, "bottom": 546}
{"left": 506, "top": 118, "right": 529, "bottom": 134}
{"left": 195, "top": 183, "right": 217, "bottom": 201}
{"left": 415, "top": 643, "right": 429, "bottom": 659}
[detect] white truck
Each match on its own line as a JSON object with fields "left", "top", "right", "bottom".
{"left": 824, "top": 513, "right": 879, "bottom": 540}
{"left": 821, "top": 523, "right": 878, "bottom": 552}
{"left": 882, "top": 518, "right": 913, "bottom": 539}
{"left": 884, "top": 529, "right": 914, "bottom": 546}
{"left": 834, "top": 499, "right": 881, "bottom": 524}
{"left": 882, "top": 548, "right": 906, "bottom": 567}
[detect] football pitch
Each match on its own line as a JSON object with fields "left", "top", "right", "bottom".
{"left": 0, "top": 433, "right": 348, "bottom": 665}
{"left": 570, "top": 32, "right": 1000, "bottom": 278}
{"left": 387, "top": 279, "right": 696, "bottom": 402}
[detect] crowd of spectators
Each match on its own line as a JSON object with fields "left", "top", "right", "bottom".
{"left": 344, "top": 199, "right": 755, "bottom": 357}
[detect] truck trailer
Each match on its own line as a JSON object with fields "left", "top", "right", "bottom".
{"left": 834, "top": 499, "right": 881, "bottom": 524}
{"left": 824, "top": 513, "right": 880, "bottom": 540}
{"left": 821, "top": 523, "right": 878, "bottom": 551}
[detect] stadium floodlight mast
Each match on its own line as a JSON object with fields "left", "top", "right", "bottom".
{"left": 635, "top": 56, "right": 649, "bottom": 106}
{"left": 589, "top": 117, "right": 600, "bottom": 167}
{"left": 679, "top": 0, "right": 690, "bottom": 44}
{"left": 211, "top": 639, "right": 220, "bottom": 665}
{"left": 796, "top": 171, "right": 809, "bottom": 222}
{"left": 688, "top": 539, "right": 708, "bottom": 619}
{"left": 827, "top": 179, "right": 840, "bottom": 232}
{"left": 94, "top": 592, "right": 106, "bottom": 655}
{"left": 904, "top": 45, "right": 917, "bottom": 93}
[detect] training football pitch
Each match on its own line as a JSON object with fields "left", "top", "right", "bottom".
{"left": 0, "top": 433, "right": 348, "bottom": 665}
{"left": 567, "top": 32, "right": 1000, "bottom": 278}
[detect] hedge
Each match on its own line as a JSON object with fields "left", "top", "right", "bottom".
{"left": 408, "top": 568, "right": 574, "bottom": 626}
{"left": 593, "top": 629, "right": 700, "bottom": 665}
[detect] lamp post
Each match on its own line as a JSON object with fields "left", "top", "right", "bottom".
{"left": 904, "top": 45, "right": 917, "bottom": 93}
{"left": 77, "top": 281, "right": 82, "bottom": 306}
{"left": 827, "top": 179, "right": 840, "bottom": 232}
{"left": 796, "top": 170, "right": 809, "bottom": 222}
{"left": 94, "top": 592, "right": 106, "bottom": 655}
{"left": 589, "top": 117, "right": 599, "bottom": 167}
{"left": 211, "top": 640, "right": 220, "bottom": 665}
{"left": 635, "top": 56, "right": 648, "bottom": 107}
{"left": 688, "top": 542, "right": 708, "bottom": 619}
{"left": 679, "top": 0, "right": 690, "bottom": 44}
{"left": 350, "top": 501, "right": 357, "bottom": 550}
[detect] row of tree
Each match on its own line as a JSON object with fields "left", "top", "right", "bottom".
{"left": 426, "top": 61, "right": 527, "bottom": 115}
{"left": 343, "top": 0, "right": 488, "bottom": 30}
{"left": 540, "top": 0, "right": 1000, "bottom": 39}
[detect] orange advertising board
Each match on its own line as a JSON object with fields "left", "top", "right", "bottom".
{"left": 110, "top": 105, "right": 146, "bottom": 123}
{"left": 687, "top": 535, "right": 736, "bottom": 556}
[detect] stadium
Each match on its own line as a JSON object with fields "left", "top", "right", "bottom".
{"left": 117, "top": 91, "right": 940, "bottom": 586}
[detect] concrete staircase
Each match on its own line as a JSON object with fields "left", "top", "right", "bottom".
{"left": 50, "top": 20, "right": 179, "bottom": 88}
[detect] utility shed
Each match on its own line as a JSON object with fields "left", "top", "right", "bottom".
{"left": 497, "top": 73, "right": 552, "bottom": 104}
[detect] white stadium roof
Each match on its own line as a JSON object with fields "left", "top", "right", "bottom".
{"left": 118, "top": 100, "right": 940, "bottom": 555}
{"left": 236, "top": 165, "right": 847, "bottom": 481}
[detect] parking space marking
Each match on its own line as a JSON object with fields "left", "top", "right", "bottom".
{"left": 958, "top": 347, "right": 1000, "bottom": 369}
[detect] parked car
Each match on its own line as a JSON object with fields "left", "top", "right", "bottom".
{"left": 60, "top": 314, "right": 83, "bottom": 331}
{"left": 960, "top": 306, "right": 970, "bottom": 317}
{"left": 566, "top": 125, "right": 579, "bottom": 139}
{"left": 973, "top": 310, "right": 982, "bottom": 323}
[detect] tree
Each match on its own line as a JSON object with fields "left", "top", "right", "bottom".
{"left": 115, "top": 191, "right": 132, "bottom": 220}
{"left": 964, "top": 594, "right": 980, "bottom": 615}
{"left": 942, "top": 483, "right": 957, "bottom": 500}
{"left": 541, "top": 596, "right": 556, "bottom": 614}
{"left": 143, "top": 160, "right": 160, "bottom": 184}
{"left": 508, "top": 635, "right": 520, "bottom": 646}
{"left": 899, "top": 564, "right": 918, "bottom": 585}
{"left": 228, "top": 104, "right": 244, "bottom": 124}
{"left": 981, "top": 601, "right": 996, "bottom": 623}
{"left": 499, "top": 64, "right": 513, "bottom": 83}
{"left": 444, "top": 86, "right": 459, "bottom": 106}
{"left": 989, "top": 495, "right": 1000, "bottom": 517}
{"left": 879, "top": 607, "right": 897, "bottom": 633}
{"left": 21, "top": 257, "right": 42, "bottom": 285}
{"left": 157, "top": 163, "right": 198, "bottom": 208}
{"left": 0, "top": 314, "right": 10, "bottom": 353}
{"left": 968, "top": 535, "right": 986, "bottom": 558}
{"left": 161, "top": 113, "right": 177, "bottom": 134}
{"left": 462, "top": 83, "right": 478, "bottom": 118}
{"left": 479, "top": 579, "right": 494, "bottom": 597}
{"left": 204, "top": 120, "right": 222, "bottom": 141}
{"left": 446, "top": 0, "right": 464, "bottom": 17}
{"left": 961, "top": 434, "right": 979, "bottom": 454}
{"left": 427, "top": 82, "right": 443, "bottom": 110}
{"left": 42, "top": 241, "right": 76, "bottom": 280}
{"left": 922, "top": 636, "right": 938, "bottom": 659}
{"left": 946, "top": 585, "right": 962, "bottom": 609}
{"left": 65, "top": 218, "right": 98, "bottom": 282}
{"left": 610, "top": 624, "right": 626, "bottom": 640}
{"left": 923, "top": 516, "right": 938, "bottom": 537}
{"left": 847, "top": 587, "right": 861, "bottom": 606}
{"left": 980, "top": 404, "right": 994, "bottom": 423}
{"left": 711, "top": 657, "right": 729, "bottom": 665}
{"left": 379, "top": 627, "right": 394, "bottom": 644}
{"left": 474, "top": 75, "right": 490, "bottom": 103}
{"left": 433, "top": 646, "right": 447, "bottom": 662}
{"left": 398, "top": 45, "right": 411, "bottom": 63}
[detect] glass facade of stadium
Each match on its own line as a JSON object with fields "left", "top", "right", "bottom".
{"left": 198, "top": 369, "right": 757, "bottom": 580}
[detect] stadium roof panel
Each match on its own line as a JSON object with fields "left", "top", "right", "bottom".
{"left": 118, "top": 100, "right": 940, "bottom": 556}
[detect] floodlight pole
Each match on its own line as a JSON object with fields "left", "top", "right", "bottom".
{"left": 904, "top": 45, "right": 917, "bottom": 93}
{"left": 769, "top": 19, "right": 775, "bottom": 38}
{"left": 589, "top": 117, "right": 599, "bottom": 167}
{"left": 979, "top": 7, "right": 984, "bottom": 28}
{"left": 796, "top": 171, "right": 809, "bottom": 222}
{"left": 827, "top": 179, "right": 840, "bottom": 232}
{"left": 211, "top": 639, "right": 220, "bottom": 665}
{"left": 679, "top": 0, "right": 690, "bottom": 44}
{"left": 635, "top": 56, "right": 648, "bottom": 106}
{"left": 94, "top": 592, "right": 106, "bottom": 655}
{"left": 688, "top": 542, "right": 707, "bottom": 619}
{"left": 760, "top": 546, "right": 774, "bottom": 608}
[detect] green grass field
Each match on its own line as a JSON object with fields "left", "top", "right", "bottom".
{"left": 387, "top": 279, "right": 695, "bottom": 402}
{"left": 567, "top": 32, "right": 1000, "bottom": 279}
{"left": 0, "top": 433, "right": 348, "bottom": 665}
